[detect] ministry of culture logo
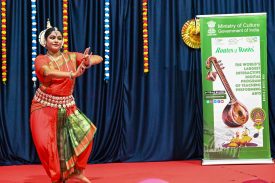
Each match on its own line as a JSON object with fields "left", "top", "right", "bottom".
{"left": 207, "top": 20, "right": 216, "bottom": 35}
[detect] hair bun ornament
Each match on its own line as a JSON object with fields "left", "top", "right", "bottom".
{"left": 181, "top": 18, "right": 200, "bottom": 49}
{"left": 38, "top": 19, "right": 53, "bottom": 47}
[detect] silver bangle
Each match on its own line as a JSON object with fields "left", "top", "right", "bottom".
{"left": 69, "top": 71, "right": 73, "bottom": 79}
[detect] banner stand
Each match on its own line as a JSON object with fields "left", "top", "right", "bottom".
{"left": 198, "top": 13, "right": 273, "bottom": 165}
{"left": 203, "top": 159, "right": 273, "bottom": 166}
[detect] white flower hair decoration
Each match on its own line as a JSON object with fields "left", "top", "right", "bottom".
{"left": 38, "top": 19, "right": 59, "bottom": 47}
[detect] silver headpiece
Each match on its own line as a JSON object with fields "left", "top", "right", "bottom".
{"left": 38, "top": 19, "right": 59, "bottom": 47}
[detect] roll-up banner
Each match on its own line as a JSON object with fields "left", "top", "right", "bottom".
{"left": 198, "top": 13, "right": 273, "bottom": 165}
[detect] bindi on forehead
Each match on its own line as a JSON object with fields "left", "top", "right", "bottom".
{"left": 54, "top": 31, "right": 61, "bottom": 36}
{"left": 49, "top": 31, "right": 62, "bottom": 37}
{"left": 51, "top": 31, "right": 61, "bottom": 36}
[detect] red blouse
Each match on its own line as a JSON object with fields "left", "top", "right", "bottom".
{"left": 35, "top": 52, "right": 84, "bottom": 96}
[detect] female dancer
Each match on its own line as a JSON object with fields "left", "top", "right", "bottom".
{"left": 30, "top": 20, "right": 102, "bottom": 183}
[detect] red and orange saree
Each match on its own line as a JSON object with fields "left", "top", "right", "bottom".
{"left": 30, "top": 52, "right": 96, "bottom": 182}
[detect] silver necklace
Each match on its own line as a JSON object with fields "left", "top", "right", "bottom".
{"left": 47, "top": 52, "right": 70, "bottom": 71}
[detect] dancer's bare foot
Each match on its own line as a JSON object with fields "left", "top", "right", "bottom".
{"left": 71, "top": 173, "right": 91, "bottom": 183}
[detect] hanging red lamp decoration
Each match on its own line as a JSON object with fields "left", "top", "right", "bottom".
{"left": 1, "top": 0, "right": 7, "bottom": 84}
{"left": 63, "top": 0, "right": 69, "bottom": 52}
{"left": 142, "top": 0, "right": 149, "bottom": 73}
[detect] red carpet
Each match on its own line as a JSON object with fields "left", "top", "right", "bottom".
{"left": 0, "top": 160, "right": 275, "bottom": 183}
